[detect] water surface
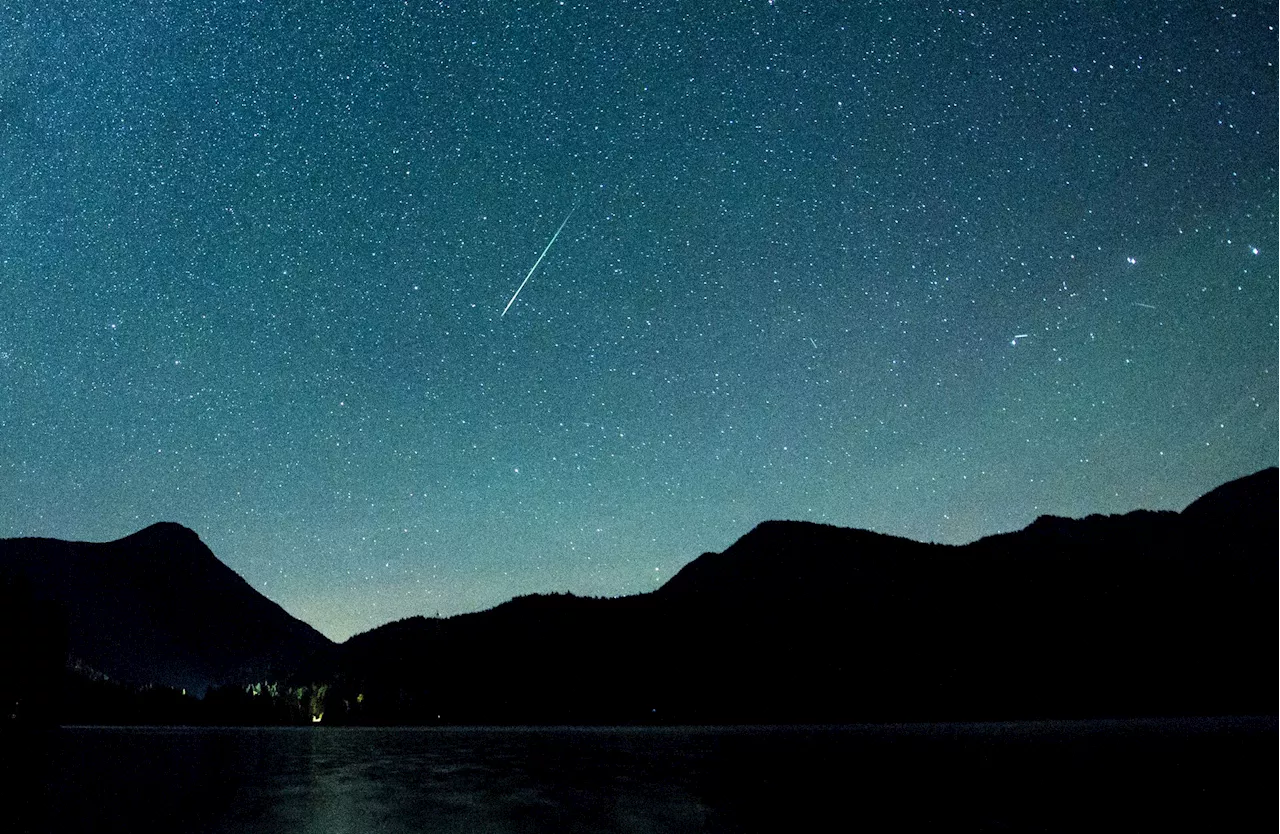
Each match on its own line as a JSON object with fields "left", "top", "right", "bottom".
{"left": 9, "top": 718, "right": 1274, "bottom": 833}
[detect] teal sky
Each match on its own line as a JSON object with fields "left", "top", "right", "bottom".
{"left": 2, "top": 1, "right": 1275, "bottom": 640}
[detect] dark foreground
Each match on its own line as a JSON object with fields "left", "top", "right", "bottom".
{"left": 7, "top": 717, "right": 1275, "bottom": 833}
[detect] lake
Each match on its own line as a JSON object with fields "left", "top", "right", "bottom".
{"left": 7, "top": 718, "right": 1274, "bottom": 832}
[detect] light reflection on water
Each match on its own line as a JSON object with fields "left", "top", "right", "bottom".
{"left": 216, "top": 727, "right": 719, "bottom": 833}
{"left": 10, "top": 718, "right": 1275, "bottom": 833}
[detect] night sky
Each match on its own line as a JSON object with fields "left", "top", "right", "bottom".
{"left": 2, "top": 1, "right": 1275, "bottom": 641}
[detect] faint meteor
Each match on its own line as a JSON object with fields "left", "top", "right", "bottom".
{"left": 1133, "top": 302, "right": 1158, "bottom": 310}
{"left": 501, "top": 203, "right": 577, "bottom": 317}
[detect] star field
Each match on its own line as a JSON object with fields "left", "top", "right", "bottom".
{"left": 2, "top": 1, "right": 1275, "bottom": 640}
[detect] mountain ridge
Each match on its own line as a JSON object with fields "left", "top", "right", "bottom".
{"left": 0, "top": 521, "right": 332, "bottom": 696}
{"left": 2, "top": 467, "right": 1274, "bottom": 724}
{"left": 315, "top": 466, "right": 1274, "bottom": 724}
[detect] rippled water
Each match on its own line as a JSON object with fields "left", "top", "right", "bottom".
{"left": 9, "top": 718, "right": 1274, "bottom": 832}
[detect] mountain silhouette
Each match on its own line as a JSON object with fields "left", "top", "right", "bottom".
{"left": 303, "top": 467, "right": 1276, "bottom": 724}
{"left": 2, "top": 469, "right": 1274, "bottom": 724}
{"left": 0, "top": 522, "right": 331, "bottom": 696}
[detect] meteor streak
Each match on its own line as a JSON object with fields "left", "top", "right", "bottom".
{"left": 501, "top": 204, "right": 577, "bottom": 317}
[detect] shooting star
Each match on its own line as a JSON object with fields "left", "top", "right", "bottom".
{"left": 501, "top": 203, "right": 577, "bottom": 317}
{"left": 1133, "top": 302, "right": 1158, "bottom": 310}
{"left": 1010, "top": 333, "right": 1029, "bottom": 345}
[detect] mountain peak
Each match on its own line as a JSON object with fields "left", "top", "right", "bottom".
{"left": 125, "top": 521, "right": 202, "bottom": 543}
{"left": 1178, "top": 467, "right": 1277, "bottom": 554}
{"left": 1181, "top": 467, "right": 1277, "bottom": 520}
{"left": 0, "top": 523, "right": 332, "bottom": 693}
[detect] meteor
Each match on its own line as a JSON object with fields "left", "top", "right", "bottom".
{"left": 501, "top": 203, "right": 577, "bottom": 317}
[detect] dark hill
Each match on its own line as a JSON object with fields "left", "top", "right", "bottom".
{"left": 657, "top": 521, "right": 936, "bottom": 605}
{"left": 1181, "top": 466, "right": 1277, "bottom": 544}
{"left": 307, "top": 468, "right": 1276, "bottom": 725}
{"left": 0, "top": 522, "right": 332, "bottom": 695}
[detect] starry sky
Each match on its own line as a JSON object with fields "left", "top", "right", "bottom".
{"left": 2, "top": 1, "right": 1275, "bottom": 641}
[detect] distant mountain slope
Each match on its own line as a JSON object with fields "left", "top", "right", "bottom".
{"left": 0, "top": 522, "right": 331, "bottom": 694}
{"left": 309, "top": 468, "right": 1276, "bottom": 725}
{"left": 3, "top": 469, "right": 1273, "bottom": 724}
